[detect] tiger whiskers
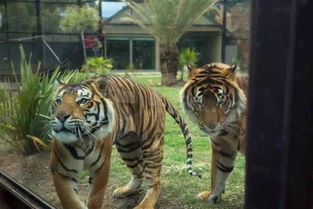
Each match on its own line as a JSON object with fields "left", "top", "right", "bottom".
{"left": 79, "top": 122, "right": 100, "bottom": 141}
{"left": 222, "top": 122, "right": 241, "bottom": 135}
{"left": 74, "top": 124, "right": 86, "bottom": 147}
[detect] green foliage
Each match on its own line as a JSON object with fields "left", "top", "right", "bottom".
{"left": 0, "top": 83, "right": 20, "bottom": 149}
{"left": 41, "top": 6, "right": 63, "bottom": 33}
{"left": 0, "top": 46, "right": 62, "bottom": 153}
{"left": 6, "top": 3, "right": 37, "bottom": 32}
{"left": 178, "top": 48, "right": 199, "bottom": 80}
{"left": 81, "top": 57, "right": 113, "bottom": 74}
{"left": 60, "top": 7, "right": 99, "bottom": 33}
{"left": 125, "top": 0, "right": 215, "bottom": 44}
{"left": 179, "top": 48, "right": 199, "bottom": 67}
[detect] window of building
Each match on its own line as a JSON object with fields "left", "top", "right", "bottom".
{"left": 133, "top": 37, "right": 155, "bottom": 70}
{"left": 106, "top": 37, "right": 130, "bottom": 70}
{"left": 106, "top": 36, "right": 155, "bottom": 70}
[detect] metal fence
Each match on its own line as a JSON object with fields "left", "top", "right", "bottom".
{"left": 0, "top": 0, "right": 98, "bottom": 79}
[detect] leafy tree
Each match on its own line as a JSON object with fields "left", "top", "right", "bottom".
{"left": 124, "top": 0, "right": 215, "bottom": 86}
{"left": 60, "top": 7, "right": 99, "bottom": 33}
{"left": 60, "top": 7, "right": 100, "bottom": 62}
{"left": 7, "top": 3, "right": 37, "bottom": 32}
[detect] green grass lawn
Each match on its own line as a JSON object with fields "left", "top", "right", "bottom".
{"left": 107, "top": 74, "right": 245, "bottom": 209}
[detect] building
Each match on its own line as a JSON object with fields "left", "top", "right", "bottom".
{"left": 0, "top": 0, "right": 233, "bottom": 76}
{"left": 102, "top": 2, "right": 223, "bottom": 71}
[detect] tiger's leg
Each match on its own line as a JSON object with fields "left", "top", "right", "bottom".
{"left": 50, "top": 141, "right": 86, "bottom": 209}
{"left": 134, "top": 133, "right": 164, "bottom": 209}
{"left": 87, "top": 138, "right": 112, "bottom": 209}
{"left": 197, "top": 142, "right": 238, "bottom": 203}
{"left": 113, "top": 131, "right": 144, "bottom": 197}
{"left": 52, "top": 171, "right": 86, "bottom": 209}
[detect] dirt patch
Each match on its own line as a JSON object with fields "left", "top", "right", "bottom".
{"left": 0, "top": 151, "right": 186, "bottom": 209}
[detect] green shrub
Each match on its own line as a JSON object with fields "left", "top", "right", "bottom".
{"left": 81, "top": 57, "right": 113, "bottom": 74}
{"left": 66, "top": 71, "right": 90, "bottom": 83}
{"left": 0, "top": 46, "right": 62, "bottom": 153}
{"left": 178, "top": 48, "right": 199, "bottom": 80}
{"left": 0, "top": 83, "right": 20, "bottom": 149}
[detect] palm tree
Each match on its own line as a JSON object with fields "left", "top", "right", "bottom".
{"left": 124, "top": 0, "right": 215, "bottom": 86}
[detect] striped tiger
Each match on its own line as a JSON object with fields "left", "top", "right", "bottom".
{"left": 50, "top": 75, "right": 200, "bottom": 209}
{"left": 180, "top": 62, "right": 248, "bottom": 203}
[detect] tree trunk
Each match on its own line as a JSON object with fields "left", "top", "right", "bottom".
{"left": 159, "top": 43, "right": 179, "bottom": 86}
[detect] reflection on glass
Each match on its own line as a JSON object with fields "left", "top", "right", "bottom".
{"left": 133, "top": 37, "right": 155, "bottom": 70}
{"left": 106, "top": 37, "right": 129, "bottom": 69}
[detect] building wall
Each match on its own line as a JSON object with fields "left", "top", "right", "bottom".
{"left": 206, "top": 34, "right": 222, "bottom": 63}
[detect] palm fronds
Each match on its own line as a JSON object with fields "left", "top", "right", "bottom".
{"left": 124, "top": 0, "right": 216, "bottom": 44}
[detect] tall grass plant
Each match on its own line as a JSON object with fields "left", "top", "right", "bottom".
{"left": 0, "top": 46, "right": 78, "bottom": 154}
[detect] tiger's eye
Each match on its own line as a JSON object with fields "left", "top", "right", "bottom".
{"left": 55, "top": 98, "right": 62, "bottom": 105}
{"left": 78, "top": 98, "right": 89, "bottom": 105}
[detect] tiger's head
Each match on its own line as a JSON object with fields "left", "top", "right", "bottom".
{"left": 180, "top": 62, "right": 247, "bottom": 136}
{"left": 51, "top": 80, "right": 115, "bottom": 144}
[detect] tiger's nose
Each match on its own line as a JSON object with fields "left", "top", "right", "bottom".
{"left": 56, "top": 111, "right": 70, "bottom": 123}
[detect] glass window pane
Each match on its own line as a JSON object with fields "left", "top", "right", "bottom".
{"left": 106, "top": 38, "right": 129, "bottom": 69}
{"left": 133, "top": 38, "right": 155, "bottom": 70}
{"left": 7, "top": 2, "right": 37, "bottom": 32}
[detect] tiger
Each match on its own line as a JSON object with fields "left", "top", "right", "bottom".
{"left": 49, "top": 75, "right": 200, "bottom": 209}
{"left": 180, "top": 62, "right": 248, "bottom": 203}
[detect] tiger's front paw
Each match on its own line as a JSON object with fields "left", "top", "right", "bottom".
{"left": 197, "top": 191, "right": 212, "bottom": 201}
{"left": 197, "top": 191, "right": 221, "bottom": 203}
{"left": 113, "top": 186, "right": 137, "bottom": 198}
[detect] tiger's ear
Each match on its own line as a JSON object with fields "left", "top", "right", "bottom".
{"left": 187, "top": 64, "right": 196, "bottom": 79}
{"left": 89, "top": 76, "right": 108, "bottom": 93}
{"left": 187, "top": 64, "right": 193, "bottom": 72}
{"left": 226, "top": 64, "right": 237, "bottom": 79}
{"left": 230, "top": 64, "right": 237, "bottom": 73}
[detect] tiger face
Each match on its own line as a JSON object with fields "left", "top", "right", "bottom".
{"left": 180, "top": 63, "right": 246, "bottom": 136}
{"left": 51, "top": 83, "right": 115, "bottom": 144}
